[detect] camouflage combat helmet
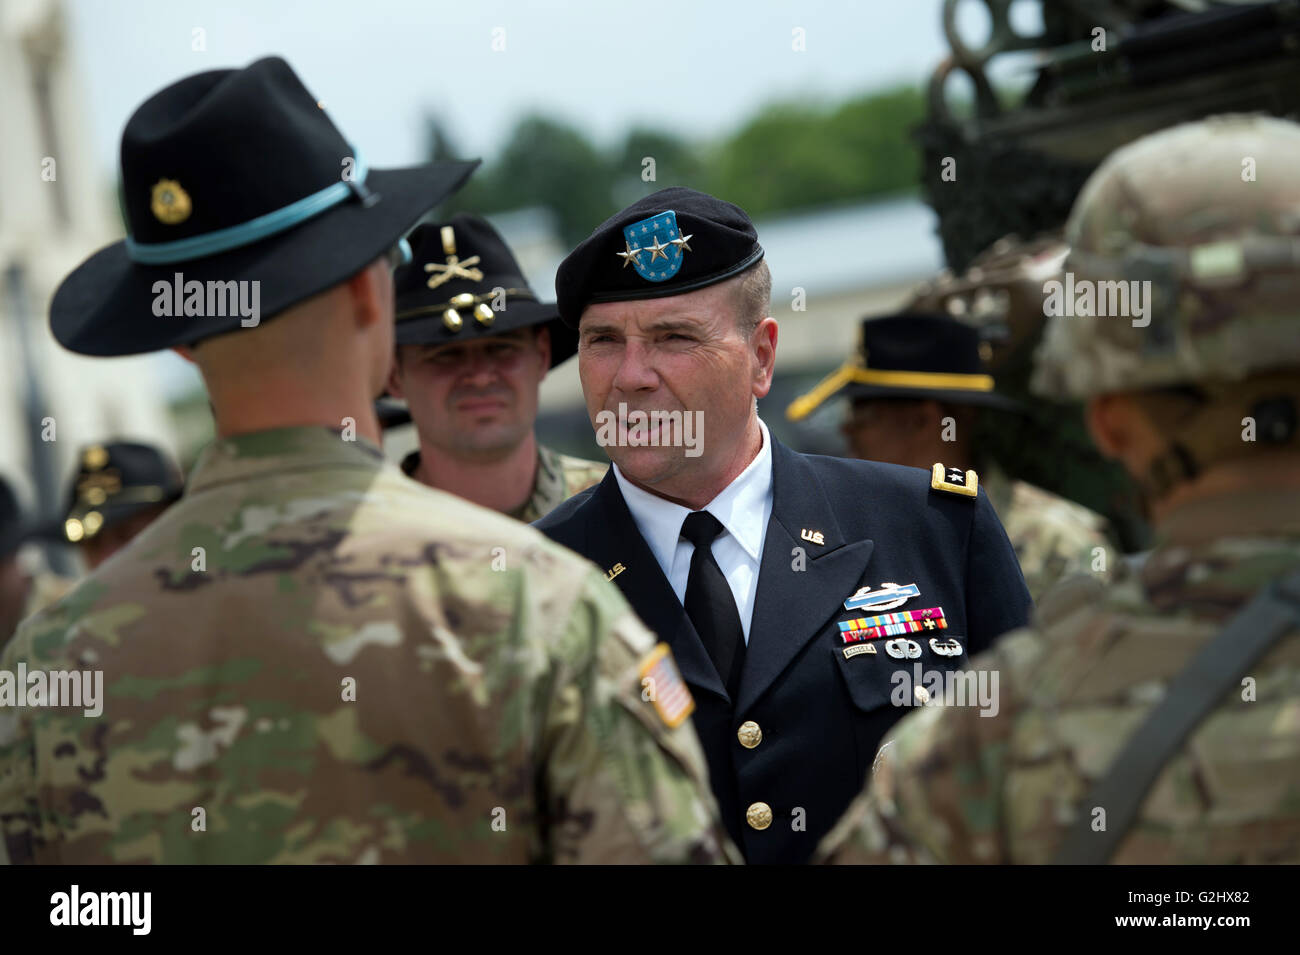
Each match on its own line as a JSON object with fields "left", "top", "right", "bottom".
{"left": 1032, "top": 113, "right": 1300, "bottom": 494}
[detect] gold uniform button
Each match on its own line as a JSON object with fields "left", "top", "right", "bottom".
{"left": 737, "top": 721, "right": 763, "bottom": 749}
{"left": 746, "top": 801, "right": 773, "bottom": 831}
{"left": 914, "top": 685, "right": 931, "bottom": 704}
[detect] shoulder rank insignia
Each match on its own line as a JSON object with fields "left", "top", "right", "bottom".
{"left": 931, "top": 463, "right": 978, "bottom": 498}
{"left": 638, "top": 643, "right": 695, "bottom": 729}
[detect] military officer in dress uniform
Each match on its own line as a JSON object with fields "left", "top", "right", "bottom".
{"left": 385, "top": 216, "right": 606, "bottom": 521}
{"left": 59, "top": 441, "right": 184, "bottom": 571}
{"left": 535, "top": 187, "right": 1033, "bottom": 863}
{"left": 787, "top": 312, "right": 1115, "bottom": 600}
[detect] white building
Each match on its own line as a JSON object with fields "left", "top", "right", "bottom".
{"left": 0, "top": 0, "right": 179, "bottom": 528}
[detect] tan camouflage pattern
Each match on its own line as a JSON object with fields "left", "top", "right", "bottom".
{"left": 817, "top": 487, "right": 1300, "bottom": 864}
{"left": 1033, "top": 114, "right": 1300, "bottom": 398}
{"left": 401, "top": 443, "right": 607, "bottom": 524}
{"left": 981, "top": 464, "right": 1114, "bottom": 601}
{"left": 519, "top": 445, "right": 607, "bottom": 524}
{"left": 0, "top": 426, "right": 733, "bottom": 864}
{"left": 17, "top": 572, "right": 75, "bottom": 632}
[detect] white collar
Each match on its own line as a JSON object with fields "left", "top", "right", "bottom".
{"left": 614, "top": 418, "right": 773, "bottom": 569}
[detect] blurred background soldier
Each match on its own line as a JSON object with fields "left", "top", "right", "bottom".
{"left": 0, "top": 478, "right": 71, "bottom": 645}
{"left": 819, "top": 114, "right": 1300, "bottom": 864}
{"left": 384, "top": 216, "right": 605, "bottom": 520}
{"left": 58, "top": 441, "right": 184, "bottom": 572}
{"left": 788, "top": 312, "right": 1115, "bottom": 600}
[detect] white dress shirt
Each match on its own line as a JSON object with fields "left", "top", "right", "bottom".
{"left": 613, "top": 418, "right": 774, "bottom": 644}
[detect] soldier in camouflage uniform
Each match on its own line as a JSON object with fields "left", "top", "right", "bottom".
{"left": 788, "top": 312, "right": 1114, "bottom": 600}
{"left": 0, "top": 57, "right": 732, "bottom": 865}
{"left": 818, "top": 114, "right": 1300, "bottom": 864}
{"left": 386, "top": 216, "right": 606, "bottom": 522}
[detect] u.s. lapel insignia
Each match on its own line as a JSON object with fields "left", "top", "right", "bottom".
{"left": 842, "top": 643, "right": 877, "bottom": 660}
{"left": 638, "top": 642, "right": 695, "bottom": 728}
{"left": 800, "top": 528, "right": 825, "bottom": 546}
{"left": 931, "top": 463, "right": 978, "bottom": 498}
{"left": 929, "top": 637, "right": 963, "bottom": 657}
{"left": 151, "top": 179, "right": 191, "bottom": 225}
{"left": 605, "top": 561, "right": 626, "bottom": 582}
{"left": 620, "top": 211, "right": 690, "bottom": 282}
{"left": 844, "top": 581, "right": 920, "bottom": 611}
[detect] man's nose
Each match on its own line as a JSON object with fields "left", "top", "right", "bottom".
{"left": 460, "top": 348, "right": 501, "bottom": 387}
{"left": 611, "top": 339, "right": 659, "bottom": 393}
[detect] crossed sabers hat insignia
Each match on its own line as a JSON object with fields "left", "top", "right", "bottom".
{"left": 425, "top": 225, "right": 484, "bottom": 289}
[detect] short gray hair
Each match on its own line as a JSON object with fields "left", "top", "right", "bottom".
{"left": 732, "top": 260, "right": 771, "bottom": 336}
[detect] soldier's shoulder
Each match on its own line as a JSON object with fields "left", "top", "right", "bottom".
{"left": 556, "top": 452, "right": 608, "bottom": 494}
{"left": 533, "top": 478, "right": 602, "bottom": 535}
{"left": 1007, "top": 480, "right": 1111, "bottom": 538}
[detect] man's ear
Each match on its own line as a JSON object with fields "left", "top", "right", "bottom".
{"left": 751, "top": 316, "right": 778, "bottom": 399}
{"left": 385, "top": 349, "right": 407, "bottom": 400}
{"left": 535, "top": 326, "right": 552, "bottom": 373}
{"left": 347, "top": 259, "right": 390, "bottom": 329}
{"left": 1085, "top": 394, "right": 1129, "bottom": 460}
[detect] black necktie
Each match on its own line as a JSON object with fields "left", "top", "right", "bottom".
{"left": 680, "top": 511, "right": 746, "bottom": 700}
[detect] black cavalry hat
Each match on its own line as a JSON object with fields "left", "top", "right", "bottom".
{"left": 555, "top": 187, "right": 764, "bottom": 327}
{"left": 59, "top": 442, "right": 185, "bottom": 544}
{"left": 50, "top": 57, "right": 479, "bottom": 356}
{"left": 0, "top": 477, "right": 40, "bottom": 561}
{"left": 394, "top": 215, "right": 577, "bottom": 367}
{"left": 786, "top": 312, "right": 1022, "bottom": 421}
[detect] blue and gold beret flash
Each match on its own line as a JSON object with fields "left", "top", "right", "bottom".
{"left": 555, "top": 187, "right": 765, "bottom": 327}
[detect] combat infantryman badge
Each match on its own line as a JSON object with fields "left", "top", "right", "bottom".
{"left": 844, "top": 581, "right": 920, "bottom": 611}
{"left": 619, "top": 211, "right": 692, "bottom": 283}
{"left": 638, "top": 643, "right": 695, "bottom": 728}
{"left": 931, "top": 462, "right": 978, "bottom": 498}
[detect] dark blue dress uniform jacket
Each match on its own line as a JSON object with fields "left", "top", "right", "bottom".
{"left": 535, "top": 438, "right": 1032, "bottom": 864}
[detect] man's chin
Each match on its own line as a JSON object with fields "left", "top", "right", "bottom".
{"left": 609, "top": 447, "right": 687, "bottom": 488}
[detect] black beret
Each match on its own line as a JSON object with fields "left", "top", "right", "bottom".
{"left": 555, "top": 187, "right": 764, "bottom": 327}
{"left": 393, "top": 214, "right": 575, "bottom": 367}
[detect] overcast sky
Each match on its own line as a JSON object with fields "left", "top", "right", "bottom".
{"left": 67, "top": 0, "right": 1014, "bottom": 174}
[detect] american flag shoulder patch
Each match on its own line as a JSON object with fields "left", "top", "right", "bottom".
{"left": 638, "top": 642, "right": 695, "bottom": 729}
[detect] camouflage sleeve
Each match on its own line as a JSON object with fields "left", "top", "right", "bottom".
{"left": 817, "top": 627, "right": 1048, "bottom": 864}
{"left": 539, "top": 568, "right": 738, "bottom": 864}
{"left": 0, "top": 623, "right": 40, "bottom": 865}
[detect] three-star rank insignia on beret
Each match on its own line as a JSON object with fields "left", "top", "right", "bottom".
{"left": 618, "top": 210, "right": 693, "bottom": 282}
{"left": 930, "top": 462, "right": 979, "bottom": 498}
{"left": 638, "top": 642, "right": 695, "bottom": 729}
{"left": 150, "top": 179, "right": 192, "bottom": 225}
